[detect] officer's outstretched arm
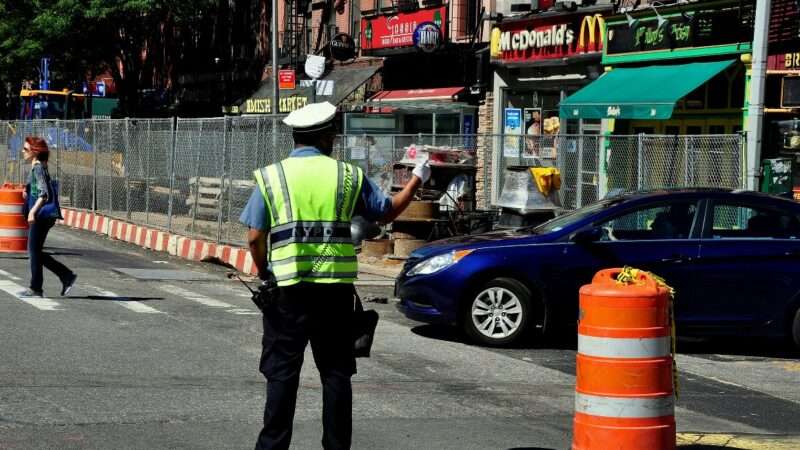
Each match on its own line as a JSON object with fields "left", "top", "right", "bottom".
{"left": 381, "top": 161, "right": 430, "bottom": 223}
{"left": 247, "top": 228, "right": 269, "bottom": 280}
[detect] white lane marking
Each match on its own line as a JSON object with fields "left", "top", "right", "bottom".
{"left": 0, "top": 280, "right": 61, "bottom": 311}
{"left": 85, "top": 286, "right": 164, "bottom": 314}
{"left": 0, "top": 269, "right": 22, "bottom": 281}
{"left": 160, "top": 284, "right": 233, "bottom": 307}
{"left": 159, "top": 284, "right": 259, "bottom": 315}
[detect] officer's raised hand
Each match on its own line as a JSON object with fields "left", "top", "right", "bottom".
{"left": 412, "top": 160, "right": 431, "bottom": 184}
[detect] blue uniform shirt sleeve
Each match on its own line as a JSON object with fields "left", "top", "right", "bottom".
{"left": 239, "top": 188, "right": 270, "bottom": 231}
{"left": 355, "top": 176, "right": 391, "bottom": 222}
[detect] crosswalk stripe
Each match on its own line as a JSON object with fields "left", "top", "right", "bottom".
{"left": 84, "top": 286, "right": 164, "bottom": 314}
{"left": 159, "top": 284, "right": 259, "bottom": 315}
{"left": 0, "top": 280, "right": 61, "bottom": 311}
{"left": 0, "top": 269, "right": 22, "bottom": 281}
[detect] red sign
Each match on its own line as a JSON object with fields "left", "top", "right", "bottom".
{"left": 278, "top": 70, "right": 296, "bottom": 90}
{"left": 492, "top": 13, "right": 605, "bottom": 64}
{"left": 769, "top": 52, "right": 800, "bottom": 71}
{"left": 361, "top": 6, "right": 447, "bottom": 54}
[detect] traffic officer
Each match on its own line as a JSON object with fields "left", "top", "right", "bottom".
{"left": 239, "top": 101, "right": 430, "bottom": 450}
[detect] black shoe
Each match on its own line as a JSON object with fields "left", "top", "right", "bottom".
{"left": 61, "top": 274, "right": 77, "bottom": 296}
{"left": 20, "top": 289, "right": 43, "bottom": 297}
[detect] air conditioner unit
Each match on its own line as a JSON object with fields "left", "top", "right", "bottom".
{"left": 554, "top": 0, "right": 597, "bottom": 11}
{"left": 510, "top": 0, "right": 534, "bottom": 12}
{"left": 396, "top": 0, "right": 419, "bottom": 12}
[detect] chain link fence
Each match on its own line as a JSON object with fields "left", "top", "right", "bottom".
{"left": 0, "top": 117, "right": 745, "bottom": 245}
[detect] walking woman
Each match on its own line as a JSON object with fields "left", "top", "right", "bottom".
{"left": 21, "top": 137, "right": 77, "bottom": 297}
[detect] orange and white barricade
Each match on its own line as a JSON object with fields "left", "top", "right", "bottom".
{"left": 573, "top": 268, "right": 675, "bottom": 450}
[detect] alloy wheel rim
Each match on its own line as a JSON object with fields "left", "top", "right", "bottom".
{"left": 471, "top": 287, "right": 523, "bottom": 339}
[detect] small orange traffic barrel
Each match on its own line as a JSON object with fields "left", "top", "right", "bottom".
{"left": 0, "top": 183, "right": 28, "bottom": 253}
{"left": 573, "top": 268, "right": 675, "bottom": 450}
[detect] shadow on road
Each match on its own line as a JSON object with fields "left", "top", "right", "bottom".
{"left": 69, "top": 295, "right": 164, "bottom": 302}
{"left": 410, "top": 324, "right": 800, "bottom": 359}
{"left": 677, "top": 336, "right": 800, "bottom": 360}
{"left": 409, "top": 324, "right": 578, "bottom": 350}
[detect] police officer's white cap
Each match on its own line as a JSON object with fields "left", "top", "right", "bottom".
{"left": 283, "top": 102, "right": 337, "bottom": 133}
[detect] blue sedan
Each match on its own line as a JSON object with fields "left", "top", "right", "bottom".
{"left": 396, "top": 189, "right": 800, "bottom": 347}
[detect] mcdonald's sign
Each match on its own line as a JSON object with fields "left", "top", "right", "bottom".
{"left": 578, "top": 14, "right": 605, "bottom": 53}
{"left": 492, "top": 12, "right": 607, "bottom": 64}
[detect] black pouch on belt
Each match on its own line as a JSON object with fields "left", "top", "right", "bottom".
{"left": 352, "top": 289, "right": 379, "bottom": 358}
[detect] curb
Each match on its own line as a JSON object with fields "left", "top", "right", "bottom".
{"left": 59, "top": 208, "right": 256, "bottom": 276}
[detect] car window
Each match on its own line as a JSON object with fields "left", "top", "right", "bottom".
{"left": 710, "top": 203, "right": 800, "bottom": 239}
{"left": 533, "top": 198, "right": 624, "bottom": 234}
{"left": 595, "top": 202, "right": 698, "bottom": 241}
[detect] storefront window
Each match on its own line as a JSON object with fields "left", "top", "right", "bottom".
{"left": 346, "top": 114, "right": 397, "bottom": 134}
{"left": 436, "top": 114, "right": 460, "bottom": 134}
{"left": 404, "top": 114, "right": 433, "bottom": 134}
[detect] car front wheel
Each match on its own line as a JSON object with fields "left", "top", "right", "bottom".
{"left": 792, "top": 308, "right": 800, "bottom": 350}
{"left": 462, "top": 278, "right": 533, "bottom": 346}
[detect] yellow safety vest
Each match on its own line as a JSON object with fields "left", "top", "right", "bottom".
{"left": 254, "top": 155, "right": 364, "bottom": 287}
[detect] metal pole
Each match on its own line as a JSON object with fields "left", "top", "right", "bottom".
{"left": 311, "top": 79, "right": 317, "bottom": 104}
{"left": 190, "top": 121, "right": 203, "bottom": 235}
{"left": 637, "top": 133, "right": 644, "bottom": 191}
{"left": 272, "top": 0, "right": 279, "bottom": 117}
{"left": 577, "top": 135, "right": 584, "bottom": 208}
{"left": 746, "top": 0, "right": 770, "bottom": 191}
{"left": 124, "top": 118, "right": 131, "bottom": 219}
{"left": 145, "top": 120, "right": 151, "bottom": 225}
{"left": 107, "top": 122, "right": 113, "bottom": 214}
{"left": 167, "top": 117, "right": 178, "bottom": 232}
{"left": 92, "top": 120, "right": 97, "bottom": 211}
{"left": 217, "top": 117, "right": 228, "bottom": 243}
{"left": 684, "top": 135, "right": 689, "bottom": 186}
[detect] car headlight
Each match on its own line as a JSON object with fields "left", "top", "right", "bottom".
{"left": 406, "top": 250, "right": 473, "bottom": 277}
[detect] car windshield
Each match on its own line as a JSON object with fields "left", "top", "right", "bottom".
{"left": 531, "top": 198, "right": 623, "bottom": 234}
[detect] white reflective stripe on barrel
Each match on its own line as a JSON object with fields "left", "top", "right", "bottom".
{"left": 0, "top": 228, "right": 27, "bottom": 238}
{"left": 0, "top": 204, "right": 23, "bottom": 214}
{"left": 578, "top": 335, "right": 671, "bottom": 359}
{"left": 575, "top": 392, "right": 674, "bottom": 418}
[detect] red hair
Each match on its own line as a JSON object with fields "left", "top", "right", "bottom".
{"left": 25, "top": 136, "right": 49, "bottom": 154}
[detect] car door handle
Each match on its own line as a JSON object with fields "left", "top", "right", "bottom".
{"left": 661, "top": 255, "right": 690, "bottom": 263}
{"left": 785, "top": 250, "right": 800, "bottom": 257}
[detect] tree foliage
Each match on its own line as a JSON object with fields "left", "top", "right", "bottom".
{"left": 0, "top": 0, "right": 272, "bottom": 117}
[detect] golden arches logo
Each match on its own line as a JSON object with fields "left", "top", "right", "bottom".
{"left": 578, "top": 14, "right": 605, "bottom": 53}
{"left": 490, "top": 27, "right": 502, "bottom": 58}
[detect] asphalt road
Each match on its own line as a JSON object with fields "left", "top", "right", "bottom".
{"left": 0, "top": 226, "right": 798, "bottom": 449}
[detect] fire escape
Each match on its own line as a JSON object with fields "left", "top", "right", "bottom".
{"left": 282, "top": 0, "right": 310, "bottom": 69}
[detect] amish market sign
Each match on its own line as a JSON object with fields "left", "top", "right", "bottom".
{"left": 242, "top": 96, "right": 309, "bottom": 114}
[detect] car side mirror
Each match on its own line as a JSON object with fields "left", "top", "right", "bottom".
{"left": 571, "top": 227, "right": 603, "bottom": 244}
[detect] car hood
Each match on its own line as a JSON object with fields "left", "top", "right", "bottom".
{"left": 409, "top": 228, "right": 554, "bottom": 259}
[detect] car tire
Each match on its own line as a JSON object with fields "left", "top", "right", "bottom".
{"left": 462, "top": 278, "right": 534, "bottom": 346}
{"left": 792, "top": 308, "right": 800, "bottom": 350}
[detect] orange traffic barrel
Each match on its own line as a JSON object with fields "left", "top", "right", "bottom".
{"left": 0, "top": 183, "right": 28, "bottom": 253}
{"left": 573, "top": 268, "right": 675, "bottom": 450}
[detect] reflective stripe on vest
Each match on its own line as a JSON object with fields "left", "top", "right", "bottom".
{"left": 253, "top": 156, "right": 363, "bottom": 287}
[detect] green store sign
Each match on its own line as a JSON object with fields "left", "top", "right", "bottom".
{"left": 606, "top": 8, "right": 749, "bottom": 56}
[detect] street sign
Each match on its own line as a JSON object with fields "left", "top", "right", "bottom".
{"left": 279, "top": 70, "right": 296, "bottom": 90}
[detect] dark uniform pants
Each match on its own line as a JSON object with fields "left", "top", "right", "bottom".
{"left": 255, "top": 282, "right": 356, "bottom": 450}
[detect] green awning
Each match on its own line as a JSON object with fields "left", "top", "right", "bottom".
{"left": 559, "top": 60, "right": 735, "bottom": 120}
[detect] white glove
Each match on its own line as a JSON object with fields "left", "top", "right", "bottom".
{"left": 412, "top": 160, "right": 431, "bottom": 184}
